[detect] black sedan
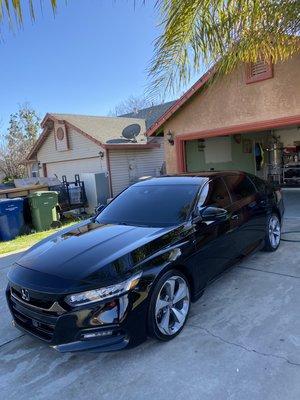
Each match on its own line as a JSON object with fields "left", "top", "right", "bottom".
{"left": 6, "top": 171, "right": 284, "bottom": 352}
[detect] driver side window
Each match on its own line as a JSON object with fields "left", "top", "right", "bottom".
{"left": 197, "top": 178, "right": 231, "bottom": 210}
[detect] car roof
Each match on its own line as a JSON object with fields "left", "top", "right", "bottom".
{"left": 134, "top": 171, "right": 244, "bottom": 186}
{"left": 182, "top": 170, "right": 245, "bottom": 177}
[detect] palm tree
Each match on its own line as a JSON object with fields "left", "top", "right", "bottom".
{"left": 1, "top": 1, "right": 299, "bottom": 94}
{"left": 150, "top": 0, "right": 300, "bottom": 94}
{"left": 0, "top": 0, "right": 57, "bottom": 25}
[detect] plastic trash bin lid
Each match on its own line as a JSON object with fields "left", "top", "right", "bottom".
{"left": 27, "top": 191, "right": 58, "bottom": 198}
{"left": 0, "top": 197, "right": 24, "bottom": 203}
{"left": 0, "top": 197, "right": 24, "bottom": 213}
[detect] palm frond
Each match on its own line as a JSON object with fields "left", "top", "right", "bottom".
{"left": 149, "top": 0, "right": 300, "bottom": 96}
{"left": 0, "top": 0, "right": 57, "bottom": 25}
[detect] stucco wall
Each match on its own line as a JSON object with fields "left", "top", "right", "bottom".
{"left": 163, "top": 54, "right": 300, "bottom": 173}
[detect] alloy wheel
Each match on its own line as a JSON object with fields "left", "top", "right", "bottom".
{"left": 155, "top": 275, "right": 190, "bottom": 336}
{"left": 268, "top": 215, "right": 281, "bottom": 248}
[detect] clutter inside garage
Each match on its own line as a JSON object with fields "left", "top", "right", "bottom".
{"left": 185, "top": 126, "right": 300, "bottom": 188}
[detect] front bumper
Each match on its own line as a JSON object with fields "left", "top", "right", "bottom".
{"left": 6, "top": 284, "right": 149, "bottom": 353}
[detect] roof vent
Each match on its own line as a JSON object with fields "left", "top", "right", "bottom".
{"left": 246, "top": 60, "right": 273, "bottom": 84}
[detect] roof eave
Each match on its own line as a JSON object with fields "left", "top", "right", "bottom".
{"left": 146, "top": 66, "right": 216, "bottom": 137}
{"left": 103, "top": 142, "right": 160, "bottom": 150}
{"left": 26, "top": 114, "right": 104, "bottom": 161}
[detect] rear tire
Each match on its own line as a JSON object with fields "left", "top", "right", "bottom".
{"left": 263, "top": 213, "right": 281, "bottom": 252}
{"left": 147, "top": 270, "right": 191, "bottom": 341}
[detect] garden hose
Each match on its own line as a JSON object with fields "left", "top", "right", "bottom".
{"left": 281, "top": 231, "right": 300, "bottom": 243}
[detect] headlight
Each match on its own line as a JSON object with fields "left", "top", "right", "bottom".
{"left": 65, "top": 272, "right": 142, "bottom": 306}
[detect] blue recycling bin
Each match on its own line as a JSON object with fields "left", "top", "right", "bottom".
{"left": 0, "top": 198, "right": 25, "bottom": 241}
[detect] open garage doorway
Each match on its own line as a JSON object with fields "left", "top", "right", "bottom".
{"left": 182, "top": 125, "right": 300, "bottom": 187}
{"left": 184, "top": 131, "right": 275, "bottom": 184}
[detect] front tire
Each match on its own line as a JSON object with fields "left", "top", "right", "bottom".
{"left": 147, "top": 270, "right": 191, "bottom": 341}
{"left": 263, "top": 213, "right": 281, "bottom": 252}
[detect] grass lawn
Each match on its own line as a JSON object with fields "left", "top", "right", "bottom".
{"left": 0, "top": 221, "right": 76, "bottom": 256}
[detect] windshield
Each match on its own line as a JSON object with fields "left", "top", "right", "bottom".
{"left": 96, "top": 184, "right": 200, "bottom": 227}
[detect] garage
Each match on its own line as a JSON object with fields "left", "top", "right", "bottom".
{"left": 184, "top": 126, "right": 300, "bottom": 186}
{"left": 147, "top": 53, "right": 300, "bottom": 216}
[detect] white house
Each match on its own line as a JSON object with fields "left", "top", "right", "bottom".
{"left": 26, "top": 102, "right": 174, "bottom": 198}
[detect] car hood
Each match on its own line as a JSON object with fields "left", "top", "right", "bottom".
{"left": 14, "top": 219, "right": 180, "bottom": 289}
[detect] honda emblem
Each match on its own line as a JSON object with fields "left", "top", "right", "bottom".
{"left": 21, "top": 289, "right": 30, "bottom": 301}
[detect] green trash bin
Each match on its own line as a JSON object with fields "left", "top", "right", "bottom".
{"left": 28, "top": 191, "right": 59, "bottom": 232}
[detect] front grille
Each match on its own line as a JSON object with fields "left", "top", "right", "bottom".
{"left": 8, "top": 287, "right": 61, "bottom": 342}
{"left": 12, "top": 307, "right": 55, "bottom": 341}
{"left": 11, "top": 286, "right": 54, "bottom": 309}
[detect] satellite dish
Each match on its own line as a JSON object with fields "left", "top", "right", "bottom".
{"left": 106, "top": 138, "right": 131, "bottom": 144}
{"left": 122, "top": 124, "right": 141, "bottom": 140}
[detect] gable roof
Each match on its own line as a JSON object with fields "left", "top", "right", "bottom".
{"left": 27, "top": 100, "right": 179, "bottom": 161}
{"left": 120, "top": 100, "right": 176, "bottom": 129}
{"left": 46, "top": 113, "right": 146, "bottom": 143}
{"left": 146, "top": 67, "right": 215, "bottom": 136}
{"left": 27, "top": 113, "right": 147, "bottom": 160}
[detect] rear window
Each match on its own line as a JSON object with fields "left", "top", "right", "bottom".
{"left": 223, "top": 174, "right": 257, "bottom": 202}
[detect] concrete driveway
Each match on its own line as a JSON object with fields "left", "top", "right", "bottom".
{"left": 0, "top": 219, "right": 299, "bottom": 400}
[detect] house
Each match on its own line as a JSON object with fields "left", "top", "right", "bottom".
{"left": 147, "top": 53, "right": 300, "bottom": 186}
{"left": 26, "top": 102, "right": 175, "bottom": 198}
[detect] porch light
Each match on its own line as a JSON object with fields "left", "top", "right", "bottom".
{"left": 166, "top": 130, "right": 174, "bottom": 145}
{"left": 99, "top": 150, "right": 105, "bottom": 159}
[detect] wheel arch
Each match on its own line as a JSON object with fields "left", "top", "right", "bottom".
{"left": 146, "top": 262, "right": 198, "bottom": 303}
{"left": 271, "top": 206, "right": 282, "bottom": 223}
{"left": 145, "top": 263, "right": 194, "bottom": 341}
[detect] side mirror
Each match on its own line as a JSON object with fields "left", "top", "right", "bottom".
{"left": 95, "top": 204, "right": 105, "bottom": 215}
{"left": 201, "top": 206, "right": 228, "bottom": 222}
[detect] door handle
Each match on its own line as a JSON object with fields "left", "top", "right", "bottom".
{"left": 231, "top": 214, "right": 239, "bottom": 221}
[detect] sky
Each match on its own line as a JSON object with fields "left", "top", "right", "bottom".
{"left": 0, "top": 0, "right": 185, "bottom": 133}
